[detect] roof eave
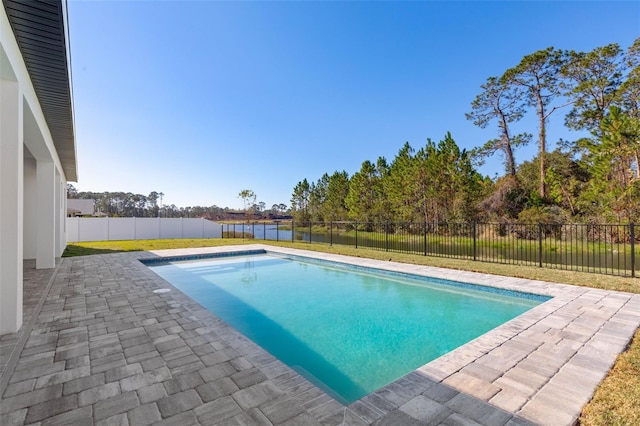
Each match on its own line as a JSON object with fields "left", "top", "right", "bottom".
{"left": 3, "top": 0, "right": 77, "bottom": 181}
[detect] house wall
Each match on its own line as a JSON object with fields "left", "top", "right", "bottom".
{"left": 23, "top": 156, "right": 37, "bottom": 260}
{"left": 1, "top": 6, "right": 71, "bottom": 333}
{"left": 0, "top": 70, "right": 24, "bottom": 334}
{"left": 56, "top": 170, "right": 65, "bottom": 258}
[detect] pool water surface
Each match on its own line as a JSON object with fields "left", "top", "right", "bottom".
{"left": 148, "top": 253, "right": 547, "bottom": 404}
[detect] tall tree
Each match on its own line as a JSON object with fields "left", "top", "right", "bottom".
{"left": 385, "top": 142, "right": 417, "bottom": 222}
{"left": 504, "top": 47, "right": 566, "bottom": 198}
{"left": 147, "top": 191, "right": 159, "bottom": 218}
{"left": 416, "top": 133, "right": 482, "bottom": 222}
{"left": 413, "top": 141, "right": 440, "bottom": 223}
{"left": 518, "top": 149, "right": 590, "bottom": 216}
{"left": 561, "top": 43, "right": 625, "bottom": 135}
{"left": 158, "top": 192, "right": 165, "bottom": 217}
{"left": 67, "top": 184, "right": 78, "bottom": 198}
{"left": 345, "top": 159, "right": 388, "bottom": 225}
{"left": 290, "top": 179, "right": 311, "bottom": 223}
{"left": 321, "top": 171, "right": 350, "bottom": 222}
{"left": 238, "top": 189, "right": 256, "bottom": 221}
{"left": 133, "top": 194, "right": 146, "bottom": 217}
{"left": 466, "top": 76, "right": 530, "bottom": 178}
{"left": 618, "top": 38, "right": 640, "bottom": 122}
{"left": 309, "top": 175, "right": 329, "bottom": 221}
{"left": 601, "top": 107, "right": 639, "bottom": 180}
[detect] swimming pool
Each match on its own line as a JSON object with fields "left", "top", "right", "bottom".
{"left": 146, "top": 251, "right": 549, "bottom": 404}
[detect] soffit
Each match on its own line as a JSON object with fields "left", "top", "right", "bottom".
{"left": 3, "top": 0, "right": 77, "bottom": 181}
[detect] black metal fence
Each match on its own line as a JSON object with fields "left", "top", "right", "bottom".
{"left": 221, "top": 221, "right": 639, "bottom": 278}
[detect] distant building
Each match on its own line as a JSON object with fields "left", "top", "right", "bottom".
{"left": 67, "top": 199, "right": 95, "bottom": 217}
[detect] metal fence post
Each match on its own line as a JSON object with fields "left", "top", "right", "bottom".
{"left": 355, "top": 222, "right": 358, "bottom": 248}
{"left": 385, "top": 222, "right": 389, "bottom": 252}
{"left": 631, "top": 223, "right": 636, "bottom": 278}
{"left": 330, "top": 221, "right": 333, "bottom": 246}
{"left": 291, "top": 220, "right": 294, "bottom": 243}
{"left": 473, "top": 221, "right": 477, "bottom": 261}
{"left": 263, "top": 222, "right": 266, "bottom": 240}
{"left": 309, "top": 221, "right": 312, "bottom": 244}
{"left": 221, "top": 224, "right": 224, "bottom": 239}
{"left": 276, "top": 221, "right": 279, "bottom": 242}
{"left": 424, "top": 222, "right": 427, "bottom": 256}
{"left": 538, "top": 223, "right": 543, "bottom": 268}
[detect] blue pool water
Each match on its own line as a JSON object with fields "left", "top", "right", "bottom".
{"left": 147, "top": 252, "right": 548, "bottom": 404}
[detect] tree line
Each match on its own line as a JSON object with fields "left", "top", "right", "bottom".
{"left": 67, "top": 185, "right": 290, "bottom": 220}
{"left": 291, "top": 39, "right": 640, "bottom": 225}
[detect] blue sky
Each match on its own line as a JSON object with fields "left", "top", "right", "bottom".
{"left": 68, "top": 1, "right": 639, "bottom": 210}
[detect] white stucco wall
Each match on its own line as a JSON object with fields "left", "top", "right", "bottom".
{"left": 1, "top": 5, "right": 72, "bottom": 333}
{"left": 1, "top": 73, "right": 24, "bottom": 334}
{"left": 23, "top": 156, "right": 37, "bottom": 260}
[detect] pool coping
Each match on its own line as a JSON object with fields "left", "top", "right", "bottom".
{"left": 141, "top": 244, "right": 640, "bottom": 425}
{"left": 1, "top": 244, "right": 638, "bottom": 425}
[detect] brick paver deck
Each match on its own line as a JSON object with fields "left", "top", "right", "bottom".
{"left": 0, "top": 260, "right": 58, "bottom": 379}
{"left": 1, "top": 245, "right": 639, "bottom": 425}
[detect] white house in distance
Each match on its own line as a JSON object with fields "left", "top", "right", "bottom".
{"left": 67, "top": 198, "right": 95, "bottom": 217}
{"left": 1, "top": 0, "right": 77, "bottom": 334}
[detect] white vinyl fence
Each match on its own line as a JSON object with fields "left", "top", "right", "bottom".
{"left": 67, "top": 217, "right": 221, "bottom": 242}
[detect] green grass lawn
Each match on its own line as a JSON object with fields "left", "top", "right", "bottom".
{"left": 62, "top": 238, "right": 249, "bottom": 256}
{"left": 64, "top": 238, "right": 639, "bottom": 423}
{"left": 580, "top": 328, "right": 640, "bottom": 426}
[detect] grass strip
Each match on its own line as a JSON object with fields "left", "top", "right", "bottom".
{"left": 579, "top": 328, "right": 640, "bottom": 426}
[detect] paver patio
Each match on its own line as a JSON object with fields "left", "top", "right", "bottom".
{"left": 1, "top": 244, "right": 639, "bottom": 425}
